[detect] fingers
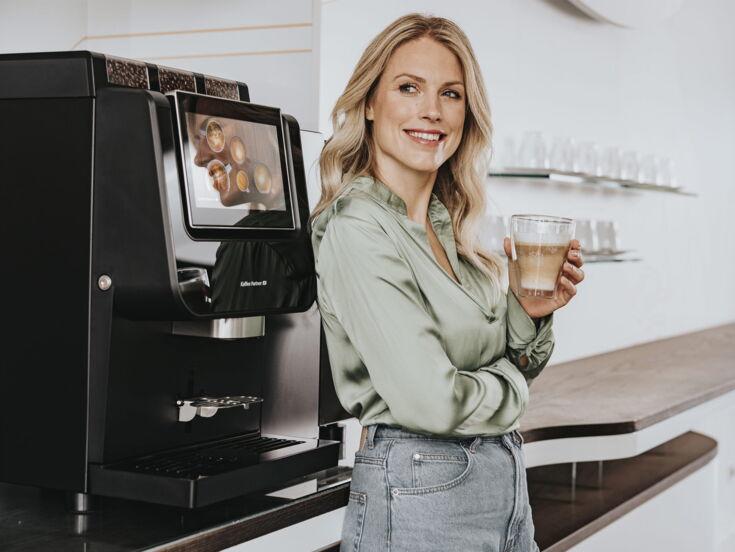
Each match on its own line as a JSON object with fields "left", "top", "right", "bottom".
{"left": 562, "top": 261, "right": 585, "bottom": 284}
{"left": 559, "top": 275, "right": 577, "bottom": 298}
{"left": 567, "top": 240, "right": 584, "bottom": 268}
{"left": 503, "top": 236, "right": 511, "bottom": 258}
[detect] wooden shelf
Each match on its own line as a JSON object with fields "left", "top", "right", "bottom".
{"left": 521, "top": 323, "right": 735, "bottom": 442}
{"left": 530, "top": 431, "right": 717, "bottom": 551}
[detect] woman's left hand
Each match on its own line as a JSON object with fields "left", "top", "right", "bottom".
{"left": 503, "top": 237, "right": 585, "bottom": 320}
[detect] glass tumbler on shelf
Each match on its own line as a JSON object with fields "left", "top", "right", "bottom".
{"left": 576, "top": 141, "right": 598, "bottom": 176}
{"left": 518, "top": 131, "right": 548, "bottom": 169}
{"left": 600, "top": 146, "right": 622, "bottom": 180}
{"left": 549, "top": 136, "right": 573, "bottom": 172}
{"left": 655, "top": 156, "right": 675, "bottom": 187}
{"left": 639, "top": 154, "right": 658, "bottom": 185}
{"left": 509, "top": 214, "right": 575, "bottom": 299}
{"left": 596, "top": 220, "right": 620, "bottom": 254}
{"left": 574, "top": 219, "right": 598, "bottom": 254}
{"left": 620, "top": 150, "right": 640, "bottom": 182}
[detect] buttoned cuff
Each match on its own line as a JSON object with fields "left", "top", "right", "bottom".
{"left": 506, "top": 290, "right": 553, "bottom": 347}
{"left": 506, "top": 290, "right": 555, "bottom": 382}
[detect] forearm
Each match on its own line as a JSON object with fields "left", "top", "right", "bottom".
{"left": 506, "top": 291, "right": 555, "bottom": 383}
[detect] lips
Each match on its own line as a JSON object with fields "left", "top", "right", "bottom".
{"left": 403, "top": 129, "right": 447, "bottom": 145}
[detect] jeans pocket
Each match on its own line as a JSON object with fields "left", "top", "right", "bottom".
{"left": 387, "top": 442, "right": 480, "bottom": 552}
{"left": 391, "top": 441, "right": 473, "bottom": 496}
{"left": 340, "top": 491, "right": 367, "bottom": 552}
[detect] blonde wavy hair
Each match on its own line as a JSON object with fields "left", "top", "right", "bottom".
{"left": 311, "top": 13, "right": 503, "bottom": 299}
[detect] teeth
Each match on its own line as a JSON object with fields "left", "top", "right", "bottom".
{"left": 407, "top": 131, "right": 441, "bottom": 141}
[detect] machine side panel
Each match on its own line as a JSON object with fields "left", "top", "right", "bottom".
{"left": 0, "top": 97, "right": 93, "bottom": 491}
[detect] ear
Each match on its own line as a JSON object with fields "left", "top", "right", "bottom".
{"left": 365, "top": 102, "right": 374, "bottom": 121}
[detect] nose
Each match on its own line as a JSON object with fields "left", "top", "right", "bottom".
{"left": 419, "top": 92, "right": 442, "bottom": 123}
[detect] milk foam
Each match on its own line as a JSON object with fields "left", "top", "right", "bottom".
{"left": 514, "top": 233, "right": 570, "bottom": 246}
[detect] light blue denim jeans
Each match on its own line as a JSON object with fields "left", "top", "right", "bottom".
{"left": 341, "top": 424, "right": 540, "bottom": 552}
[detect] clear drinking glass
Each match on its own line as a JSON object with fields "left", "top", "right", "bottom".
{"left": 620, "top": 150, "right": 640, "bottom": 182}
{"left": 549, "top": 136, "right": 572, "bottom": 172}
{"left": 509, "top": 214, "right": 575, "bottom": 299}
{"left": 596, "top": 220, "right": 620, "bottom": 254}
{"left": 574, "top": 219, "right": 598, "bottom": 253}
{"left": 576, "top": 141, "right": 597, "bottom": 175}
{"left": 639, "top": 154, "right": 657, "bottom": 184}
{"left": 601, "top": 146, "right": 622, "bottom": 180}
{"left": 518, "top": 131, "right": 548, "bottom": 169}
{"left": 656, "top": 156, "right": 675, "bottom": 187}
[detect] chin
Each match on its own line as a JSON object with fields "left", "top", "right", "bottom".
{"left": 402, "top": 158, "right": 444, "bottom": 174}
{"left": 402, "top": 152, "right": 444, "bottom": 172}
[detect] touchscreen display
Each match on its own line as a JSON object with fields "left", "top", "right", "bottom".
{"left": 176, "top": 92, "right": 295, "bottom": 231}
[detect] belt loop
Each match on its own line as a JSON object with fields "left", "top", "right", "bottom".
{"left": 366, "top": 424, "right": 378, "bottom": 449}
{"left": 468, "top": 436, "right": 481, "bottom": 453}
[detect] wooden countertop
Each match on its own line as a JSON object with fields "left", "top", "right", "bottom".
{"left": 0, "top": 467, "right": 351, "bottom": 552}
{"left": 520, "top": 323, "right": 735, "bottom": 443}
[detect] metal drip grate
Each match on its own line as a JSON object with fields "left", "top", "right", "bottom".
{"left": 113, "top": 433, "right": 303, "bottom": 479}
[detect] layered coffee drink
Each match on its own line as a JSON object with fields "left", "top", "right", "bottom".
{"left": 510, "top": 215, "right": 575, "bottom": 299}
{"left": 514, "top": 239, "right": 569, "bottom": 297}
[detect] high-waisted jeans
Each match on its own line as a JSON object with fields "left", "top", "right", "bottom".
{"left": 341, "top": 424, "right": 539, "bottom": 552}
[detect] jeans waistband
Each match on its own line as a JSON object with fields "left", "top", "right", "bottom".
{"left": 368, "top": 424, "right": 522, "bottom": 448}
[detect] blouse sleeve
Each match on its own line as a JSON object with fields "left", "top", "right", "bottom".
{"left": 505, "top": 290, "right": 555, "bottom": 387}
{"left": 316, "top": 204, "right": 530, "bottom": 436}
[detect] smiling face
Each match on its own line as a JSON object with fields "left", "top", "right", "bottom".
{"left": 366, "top": 36, "right": 466, "bottom": 181}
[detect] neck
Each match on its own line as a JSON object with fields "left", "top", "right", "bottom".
{"left": 373, "top": 151, "right": 437, "bottom": 226}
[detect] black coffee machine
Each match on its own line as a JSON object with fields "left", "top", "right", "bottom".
{"left": 0, "top": 51, "right": 341, "bottom": 509}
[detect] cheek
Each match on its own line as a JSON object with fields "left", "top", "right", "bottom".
{"left": 375, "top": 98, "right": 414, "bottom": 135}
{"left": 446, "top": 109, "right": 466, "bottom": 154}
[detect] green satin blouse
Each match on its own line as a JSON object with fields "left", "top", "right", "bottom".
{"left": 310, "top": 175, "right": 554, "bottom": 436}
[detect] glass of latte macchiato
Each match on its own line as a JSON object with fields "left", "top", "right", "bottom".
{"left": 510, "top": 214, "right": 575, "bottom": 299}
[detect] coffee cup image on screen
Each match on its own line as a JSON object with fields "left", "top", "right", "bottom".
{"left": 185, "top": 113, "right": 286, "bottom": 211}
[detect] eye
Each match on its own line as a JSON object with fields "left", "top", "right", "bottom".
{"left": 443, "top": 89, "right": 462, "bottom": 100}
{"left": 399, "top": 83, "right": 418, "bottom": 94}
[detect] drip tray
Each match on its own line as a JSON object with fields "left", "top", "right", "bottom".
{"left": 89, "top": 432, "right": 340, "bottom": 508}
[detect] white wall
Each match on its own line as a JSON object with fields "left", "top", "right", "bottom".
{"left": 0, "top": 0, "right": 322, "bottom": 130}
{"left": 4, "top": 0, "right": 730, "bottom": 362}
{"left": 319, "top": 0, "right": 735, "bottom": 363}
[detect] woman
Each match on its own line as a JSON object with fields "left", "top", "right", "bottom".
{"left": 310, "top": 13, "right": 584, "bottom": 552}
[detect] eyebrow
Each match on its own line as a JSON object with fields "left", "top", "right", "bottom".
{"left": 393, "top": 73, "right": 465, "bottom": 87}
